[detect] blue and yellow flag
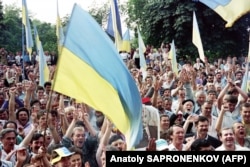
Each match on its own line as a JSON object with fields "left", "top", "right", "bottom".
{"left": 199, "top": 0, "right": 250, "bottom": 27}
{"left": 56, "top": 0, "right": 65, "bottom": 54}
{"left": 22, "top": 0, "right": 34, "bottom": 58}
{"left": 121, "top": 28, "right": 131, "bottom": 53}
{"left": 34, "top": 25, "right": 50, "bottom": 86}
{"left": 106, "top": 0, "right": 123, "bottom": 51}
{"left": 192, "top": 11, "right": 205, "bottom": 62}
{"left": 53, "top": 4, "right": 142, "bottom": 149}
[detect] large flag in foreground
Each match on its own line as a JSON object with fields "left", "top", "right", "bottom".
{"left": 56, "top": 0, "right": 65, "bottom": 54}
{"left": 169, "top": 40, "right": 178, "bottom": 75}
{"left": 53, "top": 4, "right": 142, "bottom": 149}
{"left": 199, "top": 0, "right": 250, "bottom": 28}
{"left": 34, "top": 25, "right": 49, "bottom": 86}
{"left": 22, "top": 0, "right": 34, "bottom": 57}
{"left": 192, "top": 11, "right": 205, "bottom": 62}
{"left": 121, "top": 28, "right": 131, "bottom": 53}
{"left": 106, "top": 0, "right": 123, "bottom": 51}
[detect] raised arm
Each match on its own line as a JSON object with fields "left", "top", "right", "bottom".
{"left": 215, "top": 103, "right": 228, "bottom": 134}
{"left": 217, "top": 81, "right": 230, "bottom": 110}
{"left": 58, "top": 95, "right": 69, "bottom": 135}
{"left": 96, "top": 118, "right": 113, "bottom": 167}
{"left": 8, "top": 87, "right": 16, "bottom": 121}
{"left": 80, "top": 104, "right": 97, "bottom": 137}
{"left": 64, "top": 109, "right": 78, "bottom": 138}
{"left": 19, "top": 124, "right": 37, "bottom": 148}
{"left": 48, "top": 115, "right": 61, "bottom": 144}
{"left": 23, "top": 81, "right": 35, "bottom": 109}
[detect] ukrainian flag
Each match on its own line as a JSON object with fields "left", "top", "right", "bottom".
{"left": 34, "top": 25, "right": 49, "bottom": 86}
{"left": 138, "top": 28, "right": 147, "bottom": 71}
{"left": 121, "top": 29, "right": 131, "bottom": 53}
{"left": 106, "top": 0, "right": 123, "bottom": 51}
{"left": 22, "top": 0, "right": 34, "bottom": 58}
{"left": 53, "top": 4, "right": 142, "bottom": 149}
{"left": 56, "top": 0, "right": 65, "bottom": 54}
{"left": 199, "top": 0, "right": 250, "bottom": 27}
{"left": 192, "top": 11, "right": 205, "bottom": 62}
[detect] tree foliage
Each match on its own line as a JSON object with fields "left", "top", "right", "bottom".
{"left": 0, "top": 2, "right": 57, "bottom": 54}
{"left": 127, "top": 0, "right": 250, "bottom": 61}
{"left": 0, "top": 3, "right": 22, "bottom": 52}
{"left": 0, "top": 0, "right": 5, "bottom": 39}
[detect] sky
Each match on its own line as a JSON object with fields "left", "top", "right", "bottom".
{"left": 2, "top": 0, "right": 127, "bottom": 24}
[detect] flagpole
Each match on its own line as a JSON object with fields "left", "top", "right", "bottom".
{"left": 22, "top": 21, "right": 25, "bottom": 80}
{"left": 247, "top": 26, "right": 250, "bottom": 87}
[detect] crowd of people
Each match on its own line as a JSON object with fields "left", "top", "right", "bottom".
{"left": 0, "top": 42, "right": 250, "bottom": 167}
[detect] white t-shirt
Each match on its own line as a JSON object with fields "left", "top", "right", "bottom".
{"left": 215, "top": 144, "right": 250, "bottom": 151}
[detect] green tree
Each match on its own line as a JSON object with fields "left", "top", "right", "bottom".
{"left": 127, "top": 0, "right": 250, "bottom": 61}
{"left": 0, "top": 0, "right": 5, "bottom": 43}
{"left": 35, "top": 22, "right": 57, "bottom": 53}
{"left": 88, "top": 1, "right": 110, "bottom": 27}
{"left": 0, "top": 2, "right": 58, "bottom": 55}
{"left": 1, "top": 4, "right": 22, "bottom": 52}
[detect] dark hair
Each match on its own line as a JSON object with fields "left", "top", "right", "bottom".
{"left": 146, "top": 66, "right": 153, "bottom": 70}
{"left": 190, "top": 139, "right": 213, "bottom": 151}
{"left": 160, "top": 114, "right": 169, "bottom": 121}
{"left": 207, "top": 90, "right": 217, "bottom": 95}
{"left": 0, "top": 128, "right": 17, "bottom": 139}
{"left": 36, "top": 110, "right": 46, "bottom": 120}
{"left": 30, "top": 133, "right": 44, "bottom": 143}
{"left": 247, "top": 92, "right": 250, "bottom": 98}
{"left": 3, "top": 121, "right": 17, "bottom": 129}
{"left": 69, "top": 146, "right": 83, "bottom": 156}
{"left": 227, "top": 88, "right": 238, "bottom": 95}
{"left": 235, "top": 70, "right": 243, "bottom": 76}
{"left": 30, "top": 99, "right": 41, "bottom": 107}
{"left": 75, "top": 120, "right": 85, "bottom": 128}
{"left": 16, "top": 107, "right": 30, "bottom": 120}
{"left": 50, "top": 110, "right": 58, "bottom": 117}
{"left": 224, "top": 94, "right": 238, "bottom": 104}
{"left": 44, "top": 81, "right": 52, "bottom": 88}
{"left": 108, "top": 135, "right": 124, "bottom": 145}
{"left": 36, "top": 86, "right": 44, "bottom": 92}
{"left": 167, "top": 124, "right": 183, "bottom": 137}
{"left": 240, "top": 102, "right": 250, "bottom": 111}
{"left": 0, "top": 108, "right": 7, "bottom": 114}
{"left": 96, "top": 115, "right": 105, "bottom": 129}
{"left": 195, "top": 116, "right": 209, "bottom": 126}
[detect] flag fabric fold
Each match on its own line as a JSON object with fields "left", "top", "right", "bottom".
{"left": 137, "top": 28, "right": 147, "bottom": 72}
{"left": 121, "top": 28, "right": 131, "bottom": 53}
{"left": 192, "top": 11, "right": 205, "bottom": 62}
{"left": 53, "top": 4, "right": 142, "bottom": 149}
{"left": 241, "top": 32, "right": 250, "bottom": 94}
{"left": 56, "top": 0, "right": 65, "bottom": 54}
{"left": 169, "top": 40, "right": 178, "bottom": 75}
{"left": 199, "top": 0, "right": 250, "bottom": 27}
{"left": 34, "top": 25, "right": 50, "bottom": 86}
{"left": 22, "top": 0, "right": 34, "bottom": 58}
{"left": 106, "top": 0, "right": 123, "bottom": 51}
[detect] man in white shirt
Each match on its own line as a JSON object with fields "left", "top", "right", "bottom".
{"left": 0, "top": 128, "right": 19, "bottom": 165}
{"left": 215, "top": 127, "right": 250, "bottom": 151}
{"left": 167, "top": 125, "right": 186, "bottom": 151}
